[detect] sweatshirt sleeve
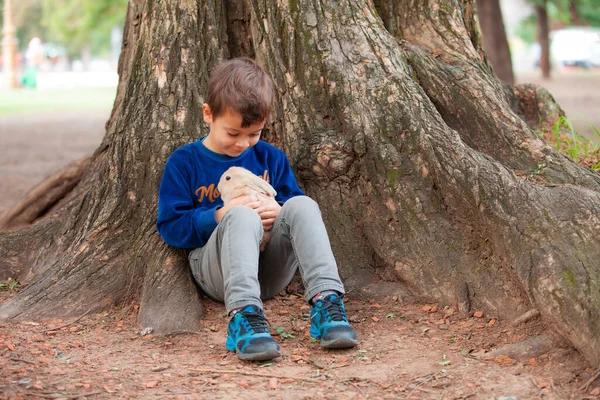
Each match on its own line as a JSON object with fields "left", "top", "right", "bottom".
{"left": 156, "top": 155, "right": 219, "bottom": 249}
{"left": 273, "top": 153, "right": 304, "bottom": 204}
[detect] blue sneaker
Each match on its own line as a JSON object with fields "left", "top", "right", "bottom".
{"left": 225, "top": 305, "right": 281, "bottom": 361}
{"left": 310, "top": 294, "right": 359, "bottom": 349}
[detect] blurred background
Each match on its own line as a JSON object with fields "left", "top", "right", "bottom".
{"left": 0, "top": 0, "right": 598, "bottom": 218}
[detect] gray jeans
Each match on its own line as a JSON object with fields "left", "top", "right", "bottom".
{"left": 188, "top": 196, "right": 345, "bottom": 314}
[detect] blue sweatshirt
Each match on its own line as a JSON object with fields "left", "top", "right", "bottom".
{"left": 156, "top": 138, "right": 304, "bottom": 249}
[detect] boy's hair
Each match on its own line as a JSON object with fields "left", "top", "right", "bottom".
{"left": 206, "top": 58, "right": 275, "bottom": 128}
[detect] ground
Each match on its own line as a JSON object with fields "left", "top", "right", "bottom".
{"left": 1, "top": 288, "right": 598, "bottom": 399}
{"left": 1, "top": 72, "right": 600, "bottom": 399}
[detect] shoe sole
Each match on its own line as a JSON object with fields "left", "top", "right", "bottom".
{"left": 236, "top": 348, "right": 281, "bottom": 361}
{"left": 320, "top": 336, "right": 359, "bottom": 349}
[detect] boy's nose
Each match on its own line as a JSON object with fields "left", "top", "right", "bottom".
{"left": 236, "top": 138, "right": 250, "bottom": 148}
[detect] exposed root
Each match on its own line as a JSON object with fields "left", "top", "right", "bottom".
{"left": 482, "top": 335, "right": 553, "bottom": 361}
{"left": 579, "top": 366, "right": 600, "bottom": 392}
{"left": 510, "top": 309, "right": 540, "bottom": 327}
{"left": 456, "top": 282, "right": 470, "bottom": 318}
{"left": 0, "top": 156, "right": 91, "bottom": 231}
{"left": 511, "top": 84, "right": 564, "bottom": 132}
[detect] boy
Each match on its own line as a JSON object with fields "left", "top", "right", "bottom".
{"left": 157, "top": 58, "right": 358, "bottom": 361}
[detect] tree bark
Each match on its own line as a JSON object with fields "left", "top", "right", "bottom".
{"left": 475, "top": 0, "right": 515, "bottom": 84}
{"left": 535, "top": 1, "right": 551, "bottom": 79}
{"left": 0, "top": 0, "right": 599, "bottom": 367}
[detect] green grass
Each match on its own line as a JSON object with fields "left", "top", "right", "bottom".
{"left": 0, "top": 277, "right": 20, "bottom": 291}
{"left": 550, "top": 116, "right": 600, "bottom": 171}
{"left": 0, "top": 87, "right": 117, "bottom": 117}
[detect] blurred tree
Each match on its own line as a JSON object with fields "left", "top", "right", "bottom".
{"left": 534, "top": 0, "right": 551, "bottom": 78}
{"left": 41, "top": 0, "right": 127, "bottom": 61}
{"left": 0, "top": 0, "right": 46, "bottom": 53}
{"left": 568, "top": 0, "right": 583, "bottom": 24}
{"left": 476, "top": 0, "right": 515, "bottom": 84}
{"left": 552, "top": 0, "right": 600, "bottom": 26}
{"left": 517, "top": 0, "right": 600, "bottom": 45}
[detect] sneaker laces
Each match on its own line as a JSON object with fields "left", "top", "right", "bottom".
{"left": 316, "top": 295, "right": 347, "bottom": 322}
{"left": 240, "top": 310, "right": 270, "bottom": 333}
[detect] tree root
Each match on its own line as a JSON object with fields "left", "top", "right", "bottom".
{"left": 510, "top": 84, "right": 564, "bottom": 131}
{"left": 510, "top": 309, "right": 540, "bottom": 327}
{"left": 580, "top": 366, "right": 600, "bottom": 392}
{"left": 0, "top": 156, "right": 91, "bottom": 231}
{"left": 456, "top": 282, "right": 471, "bottom": 318}
{"left": 482, "top": 335, "right": 553, "bottom": 361}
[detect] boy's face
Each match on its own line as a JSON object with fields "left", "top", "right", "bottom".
{"left": 202, "top": 104, "right": 265, "bottom": 157}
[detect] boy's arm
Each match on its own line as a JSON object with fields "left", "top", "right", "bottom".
{"left": 156, "top": 159, "right": 219, "bottom": 249}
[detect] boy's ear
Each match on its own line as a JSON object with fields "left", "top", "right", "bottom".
{"left": 202, "top": 103, "right": 213, "bottom": 124}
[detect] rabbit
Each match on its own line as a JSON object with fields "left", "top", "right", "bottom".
{"left": 217, "top": 166, "right": 277, "bottom": 251}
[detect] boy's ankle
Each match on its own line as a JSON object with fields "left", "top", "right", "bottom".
{"left": 310, "top": 290, "right": 339, "bottom": 305}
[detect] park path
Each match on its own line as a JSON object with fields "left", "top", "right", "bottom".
{"left": 0, "top": 111, "right": 107, "bottom": 219}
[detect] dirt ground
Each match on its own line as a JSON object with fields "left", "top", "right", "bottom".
{"left": 0, "top": 112, "right": 107, "bottom": 220}
{"left": 0, "top": 287, "right": 598, "bottom": 400}
{"left": 1, "top": 73, "right": 600, "bottom": 399}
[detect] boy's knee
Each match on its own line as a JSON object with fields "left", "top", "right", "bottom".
{"left": 223, "top": 205, "right": 262, "bottom": 225}
{"left": 283, "top": 196, "right": 320, "bottom": 215}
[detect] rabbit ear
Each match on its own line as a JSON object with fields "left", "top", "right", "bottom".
{"left": 247, "top": 175, "right": 277, "bottom": 197}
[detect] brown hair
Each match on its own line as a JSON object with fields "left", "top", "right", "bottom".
{"left": 206, "top": 58, "right": 274, "bottom": 128}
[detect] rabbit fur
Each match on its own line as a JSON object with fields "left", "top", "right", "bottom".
{"left": 217, "top": 166, "right": 277, "bottom": 251}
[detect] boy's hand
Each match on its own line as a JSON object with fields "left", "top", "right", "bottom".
{"left": 215, "top": 195, "right": 261, "bottom": 223}
{"left": 256, "top": 197, "right": 281, "bottom": 231}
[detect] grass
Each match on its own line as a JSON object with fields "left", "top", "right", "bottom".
{"left": 0, "top": 87, "right": 117, "bottom": 117}
{"left": 0, "top": 277, "right": 20, "bottom": 291}
{"left": 538, "top": 116, "right": 600, "bottom": 171}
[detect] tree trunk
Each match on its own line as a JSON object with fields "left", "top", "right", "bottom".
{"left": 475, "top": 0, "right": 515, "bottom": 84}
{"left": 568, "top": 0, "right": 583, "bottom": 25}
{"left": 535, "top": 1, "right": 551, "bottom": 79}
{"left": 1, "top": 0, "right": 599, "bottom": 367}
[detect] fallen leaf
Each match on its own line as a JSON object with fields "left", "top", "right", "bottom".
{"left": 371, "top": 316, "right": 379, "bottom": 322}
{"left": 6, "top": 343, "right": 15, "bottom": 351}
{"left": 473, "top": 311, "right": 484, "bottom": 318}
{"left": 146, "top": 380, "right": 158, "bottom": 388}
{"left": 238, "top": 379, "right": 250, "bottom": 388}
{"left": 494, "top": 355, "right": 515, "bottom": 365}
{"left": 269, "top": 377, "right": 278, "bottom": 390}
{"left": 590, "top": 387, "right": 600, "bottom": 396}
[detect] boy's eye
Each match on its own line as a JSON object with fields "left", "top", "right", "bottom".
{"left": 225, "top": 176, "right": 231, "bottom": 181}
